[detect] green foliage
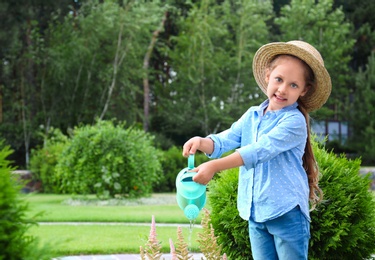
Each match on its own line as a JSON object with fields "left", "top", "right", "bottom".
{"left": 1, "top": 0, "right": 374, "bottom": 174}
{"left": 154, "top": 146, "right": 209, "bottom": 192}
{"left": 0, "top": 140, "right": 52, "bottom": 259}
{"left": 335, "top": 0, "right": 375, "bottom": 70}
{"left": 159, "top": 0, "right": 272, "bottom": 138}
{"left": 55, "top": 120, "right": 162, "bottom": 198}
{"left": 41, "top": 0, "right": 166, "bottom": 128}
{"left": 208, "top": 144, "right": 375, "bottom": 259}
{"left": 1, "top": 1, "right": 167, "bottom": 168}
{"left": 151, "top": 132, "right": 175, "bottom": 151}
{"left": 154, "top": 146, "right": 183, "bottom": 193}
{"left": 349, "top": 51, "right": 375, "bottom": 165}
{"left": 309, "top": 142, "right": 375, "bottom": 259}
{"left": 2, "top": 0, "right": 372, "bottom": 169}
{"left": 29, "top": 127, "right": 69, "bottom": 193}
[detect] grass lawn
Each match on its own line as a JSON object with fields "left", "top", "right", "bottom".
{"left": 24, "top": 193, "right": 204, "bottom": 256}
{"left": 31, "top": 224, "right": 201, "bottom": 256}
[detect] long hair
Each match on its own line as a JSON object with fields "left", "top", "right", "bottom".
{"left": 295, "top": 57, "right": 324, "bottom": 210}
{"left": 269, "top": 54, "right": 323, "bottom": 209}
{"left": 298, "top": 103, "right": 323, "bottom": 210}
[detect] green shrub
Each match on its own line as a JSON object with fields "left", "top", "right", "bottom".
{"left": 154, "top": 146, "right": 209, "bottom": 192}
{"left": 30, "top": 127, "right": 68, "bottom": 193}
{"left": 309, "top": 143, "right": 375, "bottom": 259}
{"left": 0, "top": 140, "right": 52, "bottom": 260}
{"left": 55, "top": 120, "right": 162, "bottom": 198}
{"left": 208, "top": 143, "right": 375, "bottom": 259}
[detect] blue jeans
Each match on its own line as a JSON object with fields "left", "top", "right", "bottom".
{"left": 248, "top": 206, "right": 310, "bottom": 260}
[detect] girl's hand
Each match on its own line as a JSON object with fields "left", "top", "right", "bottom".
{"left": 190, "top": 161, "right": 218, "bottom": 185}
{"left": 182, "top": 137, "right": 214, "bottom": 157}
{"left": 182, "top": 137, "right": 202, "bottom": 157}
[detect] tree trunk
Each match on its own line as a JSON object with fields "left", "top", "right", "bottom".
{"left": 99, "top": 24, "right": 124, "bottom": 120}
{"left": 143, "top": 11, "right": 168, "bottom": 132}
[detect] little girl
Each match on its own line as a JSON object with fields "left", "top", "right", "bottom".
{"left": 182, "top": 40, "right": 331, "bottom": 259}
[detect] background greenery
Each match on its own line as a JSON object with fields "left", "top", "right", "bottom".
{"left": 1, "top": 0, "right": 375, "bottom": 168}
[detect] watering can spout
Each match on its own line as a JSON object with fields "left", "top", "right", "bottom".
{"left": 176, "top": 154, "right": 206, "bottom": 220}
{"left": 184, "top": 204, "right": 200, "bottom": 221}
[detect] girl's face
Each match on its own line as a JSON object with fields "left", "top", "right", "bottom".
{"left": 265, "top": 55, "right": 309, "bottom": 112}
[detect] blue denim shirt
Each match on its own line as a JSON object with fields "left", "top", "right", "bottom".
{"left": 208, "top": 100, "right": 310, "bottom": 222}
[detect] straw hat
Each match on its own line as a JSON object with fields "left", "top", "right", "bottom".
{"left": 252, "top": 40, "right": 331, "bottom": 112}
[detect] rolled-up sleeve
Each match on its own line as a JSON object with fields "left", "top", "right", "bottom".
{"left": 206, "top": 111, "right": 248, "bottom": 158}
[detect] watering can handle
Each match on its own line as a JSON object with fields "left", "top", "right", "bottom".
{"left": 188, "top": 154, "right": 195, "bottom": 170}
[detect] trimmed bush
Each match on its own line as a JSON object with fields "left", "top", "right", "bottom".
{"left": 55, "top": 120, "right": 162, "bottom": 198}
{"left": 208, "top": 142, "right": 375, "bottom": 259}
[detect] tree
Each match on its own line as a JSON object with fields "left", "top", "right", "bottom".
{"left": 0, "top": 0, "right": 82, "bottom": 166}
{"left": 348, "top": 52, "right": 375, "bottom": 165}
{"left": 152, "top": 0, "right": 273, "bottom": 143}
{"left": 333, "top": 0, "right": 375, "bottom": 71}
{"left": 42, "top": 0, "right": 165, "bottom": 128}
{"left": 1, "top": 0, "right": 371, "bottom": 167}
{"left": 143, "top": 10, "right": 168, "bottom": 132}
{"left": 1, "top": 0, "right": 166, "bottom": 167}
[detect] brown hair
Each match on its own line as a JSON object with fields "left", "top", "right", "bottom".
{"left": 269, "top": 54, "right": 323, "bottom": 209}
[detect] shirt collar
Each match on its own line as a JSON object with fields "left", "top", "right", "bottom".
{"left": 257, "top": 99, "right": 299, "bottom": 116}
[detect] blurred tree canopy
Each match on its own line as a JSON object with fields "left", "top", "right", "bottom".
{"left": 0, "top": 0, "right": 374, "bottom": 167}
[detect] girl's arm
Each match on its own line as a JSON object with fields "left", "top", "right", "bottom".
{"left": 209, "top": 151, "right": 244, "bottom": 171}
{"left": 191, "top": 151, "right": 244, "bottom": 185}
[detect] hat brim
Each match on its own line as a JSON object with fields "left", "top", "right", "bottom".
{"left": 252, "top": 42, "right": 332, "bottom": 112}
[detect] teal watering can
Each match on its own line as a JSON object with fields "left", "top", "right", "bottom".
{"left": 176, "top": 154, "right": 207, "bottom": 220}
